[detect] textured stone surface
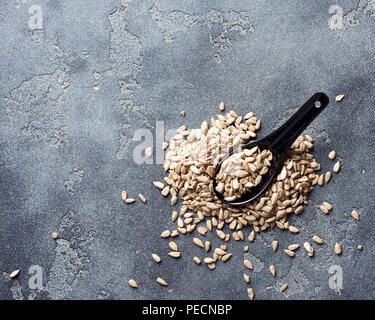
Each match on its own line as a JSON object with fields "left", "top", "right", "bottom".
{"left": 1, "top": 0, "right": 374, "bottom": 300}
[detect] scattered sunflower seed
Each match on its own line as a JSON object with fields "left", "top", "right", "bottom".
{"left": 248, "top": 230, "right": 255, "bottom": 242}
{"left": 125, "top": 198, "right": 136, "bottom": 204}
{"left": 288, "top": 244, "right": 299, "bottom": 251}
{"left": 153, "top": 181, "right": 164, "bottom": 190}
{"left": 221, "top": 253, "right": 232, "bottom": 262}
{"left": 168, "top": 251, "right": 181, "bottom": 258}
{"left": 121, "top": 190, "right": 127, "bottom": 201}
{"left": 280, "top": 284, "right": 288, "bottom": 292}
{"left": 138, "top": 193, "right": 147, "bottom": 203}
{"left": 335, "top": 94, "right": 345, "bottom": 102}
{"left": 269, "top": 265, "right": 276, "bottom": 277}
{"left": 284, "top": 249, "right": 295, "bottom": 257}
{"left": 205, "top": 241, "right": 211, "bottom": 252}
{"left": 244, "top": 259, "right": 253, "bottom": 270}
{"left": 328, "top": 150, "right": 336, "bottom": 160}
{"left": 52, "top": 232, "right": 58, "bottom": 240}
{"left": 128, "top": 279, "right": 138, "bottom": 288}
{"left": 10, "top": 270, "right": 20, "bottom": 278}
{"left": 157, "top": 277, "right": 168, "bottom": 286}
{"left": 351, "top": 210, "right": 360, "bottom": 220}
{"left": 244, "top": 273, "right": 250, "bottom": 283}
{"left": 303, "top": 242, "right": 314, "bottom": 257}
{"left": 145, "top": 147, "right": 152, "bottom": 158}
{"left": 357, "top": 245, "right": 363, "bottom": 251}
{"left": 334, "top": 243, "right": 342, "bottom": 255}
{"left": 169, "top": 241, "right": 179, "bottom": 251}
{"left": 333, "top": 161, "right": 341, "bottom": 173}
{"left": 160, "top": 230, "right": 171, "bottom": 238}
{"left": 219, "top": 101, "right": 225, "bottom": 111}
{"left": 247, "top": 288, "right": 254, "bottom": 300}
{"left": 288, "top": 226, "right": 299, "bottom": 233}
{"left": 193, "top": 256, "right": 201, "bottom": 264}
{"left": 272, "top": 241, "right": 278, "bottom": 252}
{"left": 312, "top": 235, "right": 323, "bottom": 244}
{"left": 152, "top": 254, "right": 161, "bottom": 263}
{"left": 193, "top": 237, "right": 204, "bottom": 248}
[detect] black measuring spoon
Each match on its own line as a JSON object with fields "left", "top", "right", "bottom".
{"left": 213, "top": 92, "right": 329, "bottom": 206}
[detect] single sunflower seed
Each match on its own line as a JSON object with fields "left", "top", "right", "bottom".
{"left": 351, "top": 210, "right": 360, "bottom": 220}
{"left": 269, "top": 265, "right": 276, "bottom": 277}
{"left": 152, "top": 254, "right": 161, "bottom": 263}
{"left": 334, "top": 243, "right": 342, "bottom": 255}
{"left": 280, "top": 284, "right": 288, "bottom": 292}
{"left": 128, "top": 279, "right": 138, "bottom": 288}
{"left": 157, "top": 277, "right": 168, "bottom": 286}
{"left": 10, "top": 270, "right": 20, "bottom": 278}
{"left": 244, "top": 259, "right": 253, "bottom": 270}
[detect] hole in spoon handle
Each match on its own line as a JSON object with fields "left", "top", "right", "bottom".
{"left": 269, "top": 92, "right": 329, "bottom": 154}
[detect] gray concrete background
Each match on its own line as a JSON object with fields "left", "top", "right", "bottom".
{"left": 0, "top": 0, "right": 374, "bottom": 300}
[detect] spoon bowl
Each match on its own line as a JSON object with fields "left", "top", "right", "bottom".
{"left": 213, "top": 92, "right": 329, "bottom": 206}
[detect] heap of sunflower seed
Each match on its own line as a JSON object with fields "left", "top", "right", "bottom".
{"left": 215, "top": 146, "right": 272, "bottom": 201}
{"left": 154, "top": 110, "right": 319, "bottom": 235}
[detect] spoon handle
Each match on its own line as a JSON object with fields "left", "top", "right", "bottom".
{"left": 268, "top": 92, "right": 329, "bottom": 154}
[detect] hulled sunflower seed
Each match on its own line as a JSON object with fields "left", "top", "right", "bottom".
{"left": 145, "top": 147, "right": 152, "bottom": 158}
{"left": 121, "top": 190, "right": 127, "bottom": 201}
{"left": 320, "top": 205, "right": 329, "bottom": 214}
{"left": 351, "top": 210, "right": 360, "bottom": 220}
{"left": 244, "top": 259, "right": 253, "bottom": 270}
{"left": 323, "top": 201, "right": 332, "bottom": 211}
{"left": 328, "top": 150, "right": 336, "bottom": 160}
{"left": 325, "top": 171, "right": 332, "bottom": 183}
{"left": 193, "top": 237, "right": 204, "bottom": 248}
{"left": 248, "top": 230, "right": 255, "bottom": 242}
{"left": 247, "top": 288, "right": 254, "bottom": 300}
{"left": 312, "top": 235, "right": 323, "bottom": 244}
{"left": 193, "top": 256, "right": 201, "bottom": 264}
{"left": 205, "top": 241, "right": 211, "bottom": 252}
{"left": 288, "top": 244, "right": 299, "bottom": 251}
{"left": 244, "top": 273, "right": 250, "bottom": 283}
{"left": 10, "top": 270, "right": 20, "bottom": 278}
{"left": 269, "top": 265, "right": 276, "bottom": 277}
{"left": 333, "top": 161, "right": 341, "bottom": 173}
{"left": 272, "top": 240, "right": 278, "bottom": 252}
{"left": 334, "top": 243, "right": 342, "bottom": 255}
{"left": 288, "top": 226, "right": 299, "bottom": 233}
{"left": 219, "top": 101, "right": 225, "bottom": 111}
{"left": 221, "top": 253, "right": 232, "bottom": 262}
{"left": 335, "top": 94, "right": 344, "bottom": 102}
{"left": 280, "top": 284, "right": 288, "bottom": 292}
{"left": 125, "top": 198, "right": 136, "bottom": 204}
{"left": 52, "top": 232, "right": 58, "bottom": 240}
{"left": 128, "top": 279, "right": 138, "bottom": 288}
{"left": 160, "top": 230, "right": 171, "bottom": 238}
{"left": 169, "top": 241, "right": 179, "bottom": 251}
{"left": 303, "top": 242, "right": 314, "bottom": 257}
{"left": 153, "top": 181, "right": 164, "bottom": 190}
{"left": 168, "top": 251, "right": 181, "bottom": 258}
{"left": 138, "top": 193, "right": 147, "bottom": 203}
{"left": 204, "top": 257, "right": 215, "bottom": 264}
{"left": 284, "top": 249, "right": 295, "bottom": 257}
{"left": 152, "top": 254, "right": 161, "bottom": 263}
{"left": 171, "top": 211, "right": 178, "bottom": 222}
{"left": 157, "top": 277, "right": 168, "bottom": 286}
